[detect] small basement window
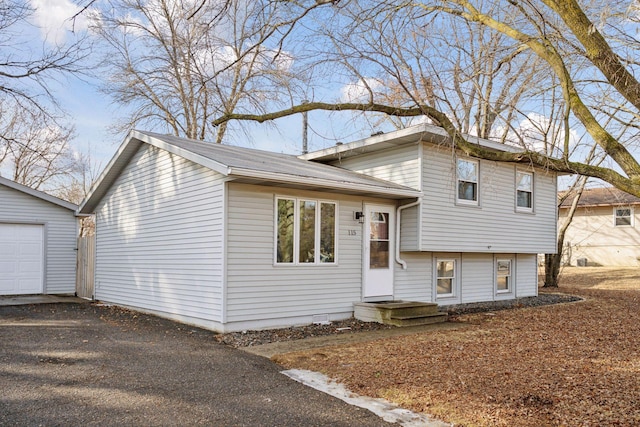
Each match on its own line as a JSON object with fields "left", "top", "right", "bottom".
{"left": 496, "top": 259, "right": 512, "bottom": 293}
{"left": 436, "top": 259, "right": 456, "bottom": 297}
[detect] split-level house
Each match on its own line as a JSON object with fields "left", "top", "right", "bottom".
{"left": 560, "top": 187, "right": 640, "bottom": 267}
{"left": 78, "top": 124, "right": 558, "bottom": 332}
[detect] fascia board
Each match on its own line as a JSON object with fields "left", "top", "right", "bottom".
{"left": 229, "top": 167, "right": 422, "bottom": 199}
{"left": 302, "top": 123, "right": 524, "bottom": 161}
{"left": 0, "top": 176, "right": 77, "bottom": 211}
{"left": 131, "top": 130, "right": 231, "bottom": 176}
{"left": 78, "top": 131, "right": 142, "bottom": 214}
{"left": 79, "top": 130, "right": 233, "bottom": 214}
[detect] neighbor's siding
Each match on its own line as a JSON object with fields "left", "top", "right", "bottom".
{"left": 0, "top": 184, "right": 76, "bottom": 294}
{"left": 421, "top": 144, "right": 557, "bottom": 253}
{"left": 328, "top": 143, "right": 422, "bottom": 190}
{"left": 225, "top": 182, "right": 379, "bottom": 330}
{"left": 561, "top": 205, "right": 640, "bottom": 267}
{"left": 94, "top": 145, "right": 225, "bottom": 324}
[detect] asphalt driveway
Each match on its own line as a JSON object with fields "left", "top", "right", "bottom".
{"left": 0, "top": 302, "right": 394, "bottom": 426}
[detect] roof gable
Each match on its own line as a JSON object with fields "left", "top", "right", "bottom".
{"left": 0, "top": 176, "right": 77, "bottom": 211}
{"left": 79, "top": 130, "right": 421, "bottom": 213}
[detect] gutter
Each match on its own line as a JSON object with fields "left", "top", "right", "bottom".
{"left": 395, "top": 199, "right": 421, "bottom": 270}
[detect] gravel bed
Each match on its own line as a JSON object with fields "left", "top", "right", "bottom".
{"left": 215, "top": 293, "right": 581, "bottom": 348}
{"left": 444, "top": 293, "right": 582, "bottom": 316}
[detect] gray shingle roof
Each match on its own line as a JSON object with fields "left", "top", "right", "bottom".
{"left": 143, "top": 131, "right": 418, "bottom": 193}
{"left": 79, "top": 130, "right": 421, "bottom": 214}
{"left": 560, "top": 187, "right": 640, "bottom": 208}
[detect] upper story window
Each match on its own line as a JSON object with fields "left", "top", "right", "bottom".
{"left": 516, "top": 171, "right": 534, "bottom": 212}
{"left": 457, "top": 158, "right": 479, "bottom": 205}
{"left": 276, "top": 197, "right": 336, "bottom": 265}
{"left": 614, "top": 207, "right": 633, "bottom": 227}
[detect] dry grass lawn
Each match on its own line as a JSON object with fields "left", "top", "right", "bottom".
{"left": 274, "top": 267, "right": 640, "bottom": 426}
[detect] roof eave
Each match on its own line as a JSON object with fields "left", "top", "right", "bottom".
{"left": 229, "top": 167, "right": 421, "bottom": 199}
{"left": 300, "top": 123, "right": 523, "bottom": 162}
{"left": 0, "top": 176, "right": 77, "bottom": 211}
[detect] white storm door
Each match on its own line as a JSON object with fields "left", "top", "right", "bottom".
{"left": 0, "top": 224, "right": 44, "bottom": 295}
{"left": 363, "top": 204, "right": 394, "bottom": 299}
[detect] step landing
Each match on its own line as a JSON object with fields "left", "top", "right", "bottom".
{"left": 354, "top": 301, "right": 448, "bottom": 327}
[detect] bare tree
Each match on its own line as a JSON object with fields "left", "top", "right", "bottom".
{"left": 92, "top": 0, "right": 322, "bottom": 143}
{"left": 0, "top": 101, "right": 79, "bottom": 192}
{"left": 215, "top": 0, "right": 640, "bottom": 197}
{"left": 0, "top": 0, "right": 90, "bottom": 118}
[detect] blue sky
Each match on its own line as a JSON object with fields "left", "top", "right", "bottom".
{"left": 25, "top": 0, "right": 390, "bottom": 171}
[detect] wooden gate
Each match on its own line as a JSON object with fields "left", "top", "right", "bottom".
{"left": 76, "top": 234, "right": 95, "bottom": 299}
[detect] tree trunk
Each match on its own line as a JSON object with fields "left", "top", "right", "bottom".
{"left": 544, "top": 241, "right": 563, "bottom": 288}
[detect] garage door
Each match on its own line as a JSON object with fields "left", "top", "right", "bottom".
{"left": 0, "top": 224, "right": 44, "bottom": 295}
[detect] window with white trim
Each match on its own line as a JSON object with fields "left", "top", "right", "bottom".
{"left": 457, "top": 158, "right": 479, "bottom": 204}
{"left": 516, "top": 171, "right": 533, "bottom": 211}
{"left": 276, "top": 197, "right": 336, "bottom": 264}
{"left": 614, "top": 207, "right": 633, "bottom": 227}
{"left": 436, "top": 259, "right": 456, "bottom": 296}
{"left": 496, "top": 259, "right": 512, "bottom": 293}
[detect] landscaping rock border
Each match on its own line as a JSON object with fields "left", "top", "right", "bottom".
{"left": 215, "top": 293, "right": 581, "bottom": 348}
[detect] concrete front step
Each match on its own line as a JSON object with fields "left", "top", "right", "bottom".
{"left": 354, "top": 301, "right": 448, "bottom": 327}
{"left": 387, "top": 312, "right": 449, "bottom": 327}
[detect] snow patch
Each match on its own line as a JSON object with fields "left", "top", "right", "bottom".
{"left": 282, "top": 369, "right": 451, "bottom": 427}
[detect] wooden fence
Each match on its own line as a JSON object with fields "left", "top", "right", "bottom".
{"left": 76, "top": 234, "right": 95, "bottom": 299}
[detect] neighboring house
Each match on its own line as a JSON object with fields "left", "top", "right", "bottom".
{"left": 560, "top": 187, "right": 640, "bottom": 267}
{"left": 0, "top": 176, "right": 78, "bottom": 296}
{"left": 78, "top": 125, "right": 558, "bottom": 332}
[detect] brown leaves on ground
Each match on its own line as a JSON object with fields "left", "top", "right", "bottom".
{"left": 274, "top": 267, "right": 640, "bottom": 426}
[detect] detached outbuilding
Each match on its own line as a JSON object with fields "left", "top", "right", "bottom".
{"left": 0, "top": 176, "right": 78, "bottom": 296}
{"left": 79, "top": 126, "right": 558, "bottom": 333}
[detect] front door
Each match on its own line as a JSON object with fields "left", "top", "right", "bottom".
{"left": 363, "top": 204, "right": 394, "bottom": 300}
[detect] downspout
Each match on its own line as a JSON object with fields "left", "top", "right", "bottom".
{"left": 396, "top": 199, "right": 421, "bottom": 270}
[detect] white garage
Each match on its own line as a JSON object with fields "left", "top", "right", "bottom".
{"left": 0, "top": 177, "right": 77, "bottom": 296}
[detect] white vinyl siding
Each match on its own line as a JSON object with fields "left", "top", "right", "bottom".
{"left": 0, "top": 184, "right": 76, "bottom": 295}
{"left": 421, "top": 145, "right": 557, "bottom": 253}
{"left": 394, "top": 252, "right": 433, "bottom": 302}
{"left": 94, "top": 145, "right": 225, "bottom": 326}
{"left": 458, "top": 253, "right": 494, "bottom": 304}
{"left": 328, "top": 143, "right": 422, "bottom": 190}
{"left": 226, "top": 182, "right": 377, "bottom": 329}
{"left": 515, "top": 254, "right": 538, "bottom": 298}
{"left": 399, "top": 204, "right": 420, "bottom": 251}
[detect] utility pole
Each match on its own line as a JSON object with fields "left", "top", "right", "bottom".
{"left": 301, "top": 100, "right": 308, "bottom": 154}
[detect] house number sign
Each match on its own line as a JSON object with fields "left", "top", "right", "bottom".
{"left": 348, "top": 229, "right": 357, "bottom": 236}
